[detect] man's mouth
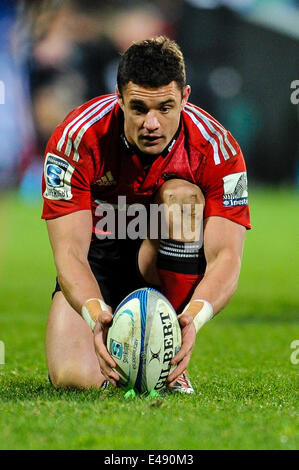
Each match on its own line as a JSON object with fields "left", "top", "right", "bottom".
{"left": 141, "top": 135, "right": 162, "bottom": 144}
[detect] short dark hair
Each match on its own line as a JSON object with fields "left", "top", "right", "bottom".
{"left": 117, "top": 36, "right": 186, "bottom": 95}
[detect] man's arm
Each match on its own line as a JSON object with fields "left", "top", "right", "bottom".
{"left": 168, "top": 216, "right": 246, "bottom": 385}
{"left": 46, "top": 210, "right": 102, "bottom": 312}
{"left": 191, "top": 216, "right": 246, "bottom": 313}
{"left": 46, "top": 210, "right": 119, "bottom": 386}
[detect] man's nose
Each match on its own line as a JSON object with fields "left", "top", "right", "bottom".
{"left": 143, "top": 111, "right": 160, "bottom": 132}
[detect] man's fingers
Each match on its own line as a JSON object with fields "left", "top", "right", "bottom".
{"left": 107, "top": 377, "right": 117, "bottom": 388}
{"left": 104, "top": 364, "right": 120, "bottom": 384}
{"left": 95, "top": 335, "right": 116, "bottom": 368}
{"left": 170, "top": 342, "right": 190, "bottom": 366}
{"left": 99, "top": 363, "right": 118, "bottom": 387}
{"left": 94, "top": 326, "right": 116, "bottom": 368}
{"left": 94, "top": 313, "right": 121, "bottom": 385}
{"left": 96, "top": 350, "right": 119, "bottom": 384}
{"left": 168, "top": 356, "right": 189, "bottom": 385}
{"left": 170, "top": 349, "right": 184, "bottom": 366}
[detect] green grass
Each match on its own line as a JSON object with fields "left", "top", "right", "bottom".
{"left": 0, "top": 188, "right": 298, "bottom": 450}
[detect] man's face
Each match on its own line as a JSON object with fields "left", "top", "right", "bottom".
{"left": 117, "top": 81, "right": 190, "bottom": 156}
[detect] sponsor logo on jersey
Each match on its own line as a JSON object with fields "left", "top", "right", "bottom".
{"left": 96, "top": 171, "right": 117, "bottom": 186}
{"left": 222, "top": 172, "right": 248, "bottom": 207}
{"left": 43, "top": 153, "right": 75, "bottom": 200}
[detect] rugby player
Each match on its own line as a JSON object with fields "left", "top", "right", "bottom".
{"left": 42, "top": 37, "right": 250, "bottom": 393}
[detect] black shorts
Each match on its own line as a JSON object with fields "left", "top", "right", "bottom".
{"left": 52, "top": 238, "right": 156, "bottom": 310}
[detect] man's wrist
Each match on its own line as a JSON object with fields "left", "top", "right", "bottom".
{"left": 81, "top": 298, "right": 110, "bottom": 331}
{"left": 182, "top": 299, "right": 214, "bottom": 334}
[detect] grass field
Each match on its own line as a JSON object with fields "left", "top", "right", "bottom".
{"left": 0, "top": 188, "right": 298, "bottom": 450}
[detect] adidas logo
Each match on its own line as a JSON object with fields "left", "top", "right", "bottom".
{"left": 96, "top": 171, "right": 117, "bottom": 186}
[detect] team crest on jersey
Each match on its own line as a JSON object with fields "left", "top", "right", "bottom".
{"left": 222, "top": 172, "right": 248, "bottom": 207}
{"left": 43, "top": 153, "right": 75, "bottom": 200}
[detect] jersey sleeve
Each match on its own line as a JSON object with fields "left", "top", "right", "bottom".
{"left": 41, "top": 124, "right": 95, "bottom": 220}
{"left": 200, "top": 139, "right": 251, "bottom": 229}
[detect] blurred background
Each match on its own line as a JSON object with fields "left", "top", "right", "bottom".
{"left": 0, "top": 0, "right": 298, "bottom": 198}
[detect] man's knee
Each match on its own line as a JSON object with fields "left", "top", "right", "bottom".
{"left": 155, "top": 178, "right": 205, "bottom": 206}
{"left": 154, "top": 179, "right": 205, "bottom": 241}
{"left": 49, "top": 362, "right": 103, "bottom": 390}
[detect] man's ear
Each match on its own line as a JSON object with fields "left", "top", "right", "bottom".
{"left": 116, "top": 86, "right": 124, "bottom": 110}
{"left": 181, "top": 85, "right": 191, "bottom": 109}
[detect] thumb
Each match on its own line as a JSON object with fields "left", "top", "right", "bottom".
{"left": 99, "top": 310, "right": 113, "bottom": 326}
{"left": 177, "top": 312, "right": 193, "bottom": 327}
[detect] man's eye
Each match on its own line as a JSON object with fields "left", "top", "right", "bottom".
{"left": 160, "top": 107, "right": 171, "bottom": 113}
{"left": 133, "top": 107, "right": 146, "bottom": 114}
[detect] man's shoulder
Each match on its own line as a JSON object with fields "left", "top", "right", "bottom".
{"left": 182, "top": 102, "right": 241, "bottom": 167}
{"left": 62, "top": 94, "right": 118, "bottom": 124}
{"left": 51, "top": 94, "right": 119, "bottom": 161}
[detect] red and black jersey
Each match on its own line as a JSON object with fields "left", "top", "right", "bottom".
{"left": 42, "top": 94, "right": 251, "bottom": 231}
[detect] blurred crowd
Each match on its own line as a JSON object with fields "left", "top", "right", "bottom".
{"left": 0, "top": 0, "right": 298, "bottom": 197}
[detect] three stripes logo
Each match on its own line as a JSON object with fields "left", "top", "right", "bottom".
{"left": 184, "top": 104, "right": 237, "bottom": 165}
{"left": 56, "top": 95, "right": 117, "bottom": 162}
{"left": 96, "top": 171, "right": 117, "bottom": 186}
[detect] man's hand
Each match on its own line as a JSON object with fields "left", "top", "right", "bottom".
{"left": 94, "top": 311, "right": 120, "bottom": 387}
{"left": 167, "top": 311, "right": 196, "bottom": 387}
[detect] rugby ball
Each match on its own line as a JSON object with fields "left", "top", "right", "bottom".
{"left": 107, "top": 287, "right": 182, "bottom": 393}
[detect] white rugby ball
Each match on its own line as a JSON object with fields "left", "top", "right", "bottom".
{"left": 107, "top": 288, "right": 182, "bottom": 393}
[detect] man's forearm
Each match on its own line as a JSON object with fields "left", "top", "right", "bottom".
{"left": 191, "top": 251, "right": 242, "bottom": 315}
{"left": 56, "top": 253, "right": 103, "bottom": 314}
